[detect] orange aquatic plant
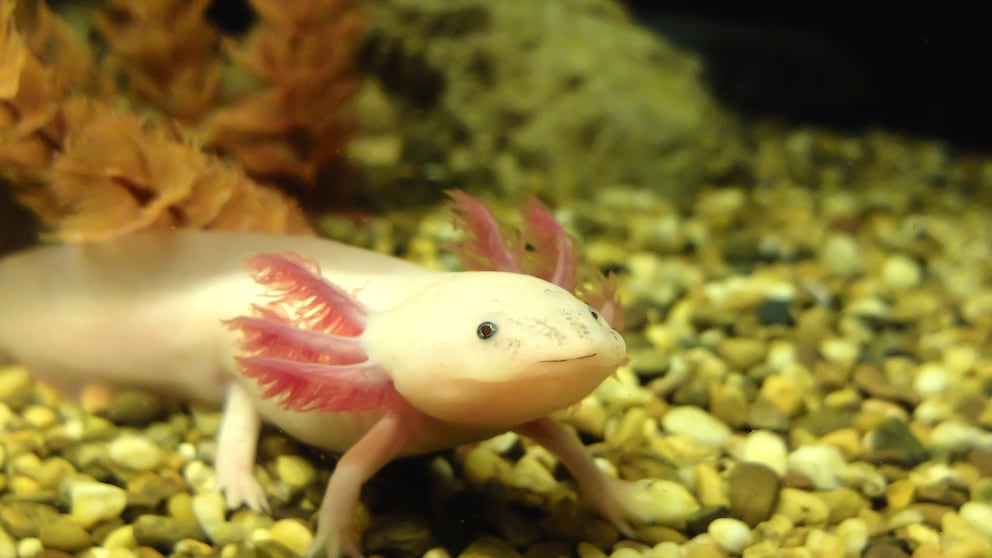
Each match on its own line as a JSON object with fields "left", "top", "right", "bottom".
{"left": 1, "top": 0, "right": 365, "bottom": 241}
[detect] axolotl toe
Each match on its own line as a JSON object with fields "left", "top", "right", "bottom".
{"left": 0, "top": 230, "right": 632, "bottom": 557}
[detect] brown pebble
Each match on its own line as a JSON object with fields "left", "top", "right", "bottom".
{"left": 852, "top": 364, "right": 920, "bottom": 406}
{"left": 459, "top": 535, "right": 522, "bottom": 558}
{"left": 966, "top": 449, "right": 992, "bottom": 477}
{"left": 863, "top": 542, "right": 910, "bottom": 558}
{"left": 955, "top": 395, "right": 987, "bottom": 422}
{"left": 782, "top": 472, "right": 815, "bottom": 490}
{"left": 727, "top": 462, "right": 780, "bottom": 526}
{"left": 813, "top": 361, "right": 850, "bottom": 391}
{"left": 915, "top": 479, "right": 970, "bottom": 507}
{"left": 710, "top": 385, "right": 750, "bottom": 429}
{"left": 363, "top": 517, "right": 437, "bottom": 558}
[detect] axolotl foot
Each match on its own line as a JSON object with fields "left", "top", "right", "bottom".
{"left": 215, "top": 384, "right": 270, "bottom": 513}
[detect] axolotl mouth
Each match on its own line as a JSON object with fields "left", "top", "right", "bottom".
{"left": 539, "top": 352, "right": 597, "bottom": 363}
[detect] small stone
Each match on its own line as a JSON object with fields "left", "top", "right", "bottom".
{"left": 776, "top": 488, "right": 829, "bottom": 524}
{"left": 126, "top": 472, "right": 186, "bottom": 508}
{"left": 275, "top": 455, "right": 317, "bottom": 489}
{"left": 717, "top": 338, "right": 766, "bottom": 370}
{"left": 930, "top": 420, "right": 992, "bottom": 452}
{"left": 834, "top": 517, "right": 869, "bottom": 556}
{"left": 853, "top": 364, "right": 920, "bottom": 406}
{"left": 67, "top": 481, "right": 128, "bottom": 528}
{"left": 739, "top": 430, "right": 787, "bottom": 476}
{"left": 0, "top": 366, "right": 34, "bottom": 409}
{"left": 886, "top": 479, "right": 916, "bottom": 510}
{"left": 707, "top": 517, "right": 750, "bottom": 554}
{"left": 786, "top": 445, "right": 848, "bottom": 490}
{"left": 0, "top": 502, "right": 61, "bottom": 538}
{"left": 622, "top": 479, "right": 700, "bottom": 527}
{"left": 881, "top": 254, "right": 922, "bottom": 291}
{"left": 959, "top": 502, "right": 992, "bottom": 539}
{"left": 759, "top": 375, "right": 805, "bottom": 417}
{"left": 793, "top": 408, "right": 853, "bottom": 436}
{"left": 132, "top": 515, "right": 205, "bottom": 550}
{"left": 662, "top": 407, "right": 732, "bottom": 447}
{"left": 912, "top": 363, "right": 949, "bottom": 397}
{"left": 818, "top": 234, "right": 863, "bottom": 277}
{"left": 709, "top": 384, "right": 749, "bottom": 430}
{"left": 458, "top": 535, "right": 521, "bottom": 558}
{"left": 727, "top": 462, "right": 780, "bottom": 527}
{"left": 269, "top": 519, "right": 314, "bottom": 556}
{"left": 191, "top": 492, "right": 227, "bottom": 541}
{"left": 39, "top": 520, "right": 92, "bottom": 552}
{"left": 819, "top": 487, "right": 868, "bottom": 523}
{"left": 755, "top": 298, "right": 795, "bottom": 326}
{"left": 862, "top": 542, "right": 910, "bottom": 558}
{"left": 108, "top": 435, "right": 164, "bottom": 471}
{"left": 916, "top": 478, "right": 969, "bottom": 507}
{"left": 100, "top": 391, "right": 166, "bottom": 426}
{"left": 22, "top": 405, "right": 59, "bottom": 429}
{"left": 868, "top": 418, "right": 928, "bottom": 466}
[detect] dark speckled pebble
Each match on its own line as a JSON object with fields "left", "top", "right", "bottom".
{"left": 755, "top": 298, "right": 795, "bottom": 326}
{"left": 132, "top": 515, "right": 206, "bottom": 551}
{"left": 869, "top": 418, "right": 928, "bottom": 466}
{"left": 0, "top": 502, "right": 61, "bottom": 538}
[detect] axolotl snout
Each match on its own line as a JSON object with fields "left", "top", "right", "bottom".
{"left": 0, "top": 230, "right": 632, "bottom": 557}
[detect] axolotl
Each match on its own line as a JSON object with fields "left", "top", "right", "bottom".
{"left": 0, "top": 229, "right": 634, "bottom": 557}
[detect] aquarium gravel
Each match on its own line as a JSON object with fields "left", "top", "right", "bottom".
{"left": 4, "top": 128, "right": 992, "bottom": 558}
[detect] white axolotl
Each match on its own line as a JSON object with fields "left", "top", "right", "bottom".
{"left": 0, "top": 229, "right": 636, "bottom": 557}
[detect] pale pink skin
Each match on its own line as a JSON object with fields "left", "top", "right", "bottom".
{"left": 0, "top": 230, "right": 632, "bottom": 557}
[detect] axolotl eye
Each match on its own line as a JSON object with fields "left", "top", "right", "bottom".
{"left": 476, "top": 321, "right": 498, "bottom": 339}
{"left": 589, "top": 308, "right": 600, "bottom": 321}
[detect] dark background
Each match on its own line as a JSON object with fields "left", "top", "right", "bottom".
{"left": 199, "top": 0, "right": 990, "bottom": 151}
{"left": 623, "top": 1, "right": 990, "bottom": 152}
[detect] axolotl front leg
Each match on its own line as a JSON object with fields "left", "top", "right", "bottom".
{"left": 225, "top": 252, "right": 636, "bottom": 557}
{"left": 214, "top": 382, "right": 269, "bottom": 512}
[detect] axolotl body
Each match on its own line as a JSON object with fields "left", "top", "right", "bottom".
{"left": 0, "top": 230, "right": 633, "bottom": 557}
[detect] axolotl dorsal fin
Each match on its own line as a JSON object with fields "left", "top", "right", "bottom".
{"left": 225, "top": 252, "right": 402, "bottom": 413}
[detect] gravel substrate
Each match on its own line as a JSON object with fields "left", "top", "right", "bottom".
{"left": 4, "top": 126, "right": 992, "bottom": 557}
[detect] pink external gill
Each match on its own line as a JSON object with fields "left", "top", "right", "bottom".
{"left": 226, "top": 252, "right": 401, "bottom": 413}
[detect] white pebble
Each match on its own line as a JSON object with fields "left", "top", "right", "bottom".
{"left": 708, "top": 517, "right": 751, "bottom": 554}
{"left": 834, "top": 517, "right": 869, "bottom": 555}
{"left": 913, "top": 363, "right": 949, "bottom": 397}
{"left": 959, "top": 502, "right": 992, "bottom": 540}
{"left": 108, "top": 434, "right": 163, "bottom": 471}
{"left": 192, "top": 492, "right": 228, "bottom": 540}
{"left": 819, "top": 337, "right": 860, "bottom": 369}
{"left": 622, "top": 479, "right": 700, "bottom": 527}
{"left": 739, "top": 430, "right": 787, "bottom": 476}
{"left": 787, "top": 445, "right": 848, "bottom": 489}
{"left": 68, "top": 481, "right": 128, "bottom": 528}
{"left": 881, "top": 254, "right": 922, "bottom": 291}
{"left": 270, "top": 518, "right": 314, "bottom": 556}
{"left": 662, "top": 406, "right": 732, "bottom": 447}
{"left": 17, "top": 537, "right": 43, "bottom": 558}
{"left": 818, "top": 234, "right": 863, "bottom": 277}
{"left": 930, "top": 420, "right": 992, "bottom": 452}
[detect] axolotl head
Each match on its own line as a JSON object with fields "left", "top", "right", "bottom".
{"left": 363, "top": 271, "right": 626, "bottom": 428}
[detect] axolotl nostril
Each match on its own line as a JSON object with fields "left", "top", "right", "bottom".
{"left": 0, "top": 229, "right": 635, "bottom": 557}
